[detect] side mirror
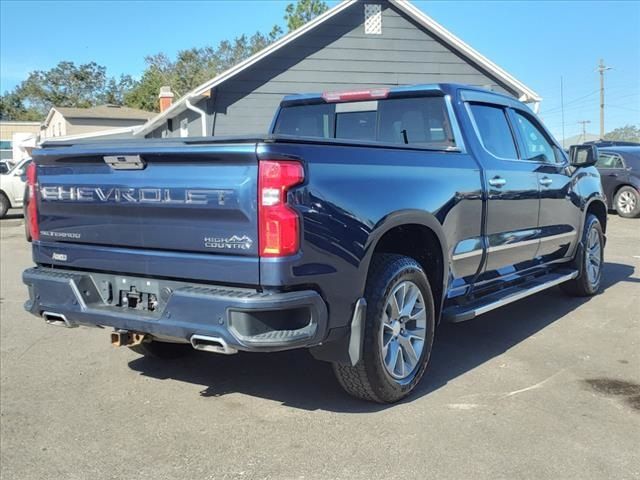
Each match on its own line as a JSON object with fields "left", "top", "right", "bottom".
{"left": 14, "top": 168, "right": 25, "bottom": 177}
{"left": 569, "top": 144, "right": 598, "bottom": 167}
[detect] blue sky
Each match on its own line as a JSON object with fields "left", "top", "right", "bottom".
{"left": 1, "top": 0, "right": 639, "bottom": 140}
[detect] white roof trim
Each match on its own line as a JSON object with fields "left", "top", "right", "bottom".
{"left": 135, "top": 0, "right": 540, "bottom": 137}
{"left": 135, "top": 0, "right": 358, "bottom": 137}
{"left": 389, "top": 0, "right": 541, "bottom": 103}
{"left": 42, "top": 107, "right": 61, "bottom": 128}
{"left": 39, "top": 126, "right": 136, "bottom": 144}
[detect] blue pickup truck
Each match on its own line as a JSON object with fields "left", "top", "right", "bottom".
{"left": 23, "top": 84, "right": 607, "bottom": 403}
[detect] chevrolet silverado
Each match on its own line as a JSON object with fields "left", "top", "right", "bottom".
{"left": 22, "top": 84, "right": 607, "bottom": 403}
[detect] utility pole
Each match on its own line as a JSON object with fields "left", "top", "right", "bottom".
{"left": 578, "top": 120, "right": 591, "bottom": 143}
{"left": 597, "top": 59, "right": 612, "bottom": 139}
{"left": 560, "top": 76, "right": 565, "bottom": 149}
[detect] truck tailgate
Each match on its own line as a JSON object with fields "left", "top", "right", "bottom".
{"left": 32, "top": 142, "right": 260, "bottom": 285}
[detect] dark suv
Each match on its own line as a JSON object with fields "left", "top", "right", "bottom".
{"left": 596, "top": 146, "right": 640, "bottom": 218}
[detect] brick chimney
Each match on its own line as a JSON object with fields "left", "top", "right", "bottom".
{"left": 158, "top": 86, "right": 174, "bottom": 112}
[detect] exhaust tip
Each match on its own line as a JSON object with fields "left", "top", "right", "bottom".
{"left": 190, "top": 335, "right": 237, "bottom": 355}
{"left": 42, "top": 311, "right": 75, "bottom": 328}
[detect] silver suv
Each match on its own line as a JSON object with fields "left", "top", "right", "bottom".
{"left": 0, "top": 158, "right": 31, "bottom": 218}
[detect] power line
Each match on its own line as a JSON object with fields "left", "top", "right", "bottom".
{"left": 539, "top": 90, "right": 599, "bottom": 115}
{"left": 609, "top": 104, "right": 640, "bottom": 113}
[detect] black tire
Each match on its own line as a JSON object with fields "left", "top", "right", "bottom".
{"left": 0, "top": 192, "right": 9, "bottom": 218}
{"left": 614, "top": 186, "right": 640, "bottom": 218}
{"left": 333, "top": 254, "right": 436, "bottom": 403}
{"left": 561, "top": 214, "right": 604, "bottom": 297}
{"left": 129, "top": 340, "right": 193, "bottom": 359}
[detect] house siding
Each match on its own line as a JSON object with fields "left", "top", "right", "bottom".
{"left": 157, "top": 108, "right": 204, "bottom": 138}
{"left": 148, "top": 0, "right": 517, "bottom": 138}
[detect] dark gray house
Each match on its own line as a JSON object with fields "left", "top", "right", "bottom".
{"left": 136, "top": 0, "right": 541, "bottom": 139}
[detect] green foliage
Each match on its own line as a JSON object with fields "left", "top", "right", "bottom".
{"left": 0, "top": 61, "right": 135, "bottom": 120}
{"left": 125, "top": 25, "right": 286, "bottom": 112}
{"left": 1, "top": 0, "right": 329, "bottom": 120}
{"left": 0, "top": 91, "right": 41, "bottom": 121}
{"left": 604, "top": 124, "right": 640, "bottom": 143}
{"left": 285, "top": 0, "right": 329, "bottom": 32}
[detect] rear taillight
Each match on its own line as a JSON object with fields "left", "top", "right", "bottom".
{"left": 26, "top": 162, "right": 39, "bottom": 241}
{"left": 258, "top": 160, "right": 304, "bottom": 257}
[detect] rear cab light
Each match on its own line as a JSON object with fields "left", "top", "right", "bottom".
{"left": 26, "top": 162, "right": 39, "bottom": 241}
{"left": 322, "top": 88, "right": 389, "bottom": 103}
{"left": 258, "top": 160, "right": 304, "bottom": 257}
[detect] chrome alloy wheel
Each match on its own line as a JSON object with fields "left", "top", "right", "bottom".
{"left": 586, "top": 226, "right": 602, "bottom": 287}
{"left": 617, "top": 190, "right": 637, "bottom": 215}
{"left": 380, "top": 281, "right": 427, "bottom": 380}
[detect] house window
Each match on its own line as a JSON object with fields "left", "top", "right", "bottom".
{"left": 180, "top": 118, "right": 189, "bottom": 138}
{"left": 364, "top": 4, "right": 382, "bottom": 35}
{"left": 0, "top": 140, "right": 11, "bottom": 160}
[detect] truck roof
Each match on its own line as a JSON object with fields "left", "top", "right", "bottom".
{"left": 279, "top": 83, "right": 517, "bottom": 107}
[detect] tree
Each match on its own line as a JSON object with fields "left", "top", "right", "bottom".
{"left": 125, "top": 27, "right": 284, "bottom": 112}
{"left": 103, "top": 75, "right": 136, "bottom": 105}
{"left": 0, "top": 91, "right": 41, "bottom": 121}
{"left": 604, "top": 125, "right": 640, "bottom": 143}
{"left": 2, "top": 0, "right": 329, "bottom": 119}
{"left": 0, "top": 61, "right": 136, "bottom": 120}
{"left": 284, "top": 0, "right": 329, "bottom": 32}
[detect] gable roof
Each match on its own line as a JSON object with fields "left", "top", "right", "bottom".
{"left": 43, "top": 105, "right": 155, "bottom": 127}
{"left": 135, "top": 0, "right": 541, "bottom": 137}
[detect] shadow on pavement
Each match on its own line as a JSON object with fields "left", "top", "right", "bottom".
{"left": 128, "top": 262, "right": 636, "bottom": 412}
{"left": 0, "top": 210, "right": 24, "bottom": 221}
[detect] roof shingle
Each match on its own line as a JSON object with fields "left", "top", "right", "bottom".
{"left": 55, "top": 105, "right": 155, "bottom": 121}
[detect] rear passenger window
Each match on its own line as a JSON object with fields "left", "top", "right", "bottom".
{"left": 597, "top": 152, "right": 624, "bottom": 169}
{"left": 469, "top": 104, "right": 518, "bottom": 159}
{"left": 377, "top": 97, "right": 453, "bottom": 147}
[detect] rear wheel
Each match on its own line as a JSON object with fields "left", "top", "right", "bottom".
{"left": 0, "top": 193, "right": 9, "bottom": 218}
{"left": 333, "top": 254, "right": 435, "bottom": 403}
{"left": 129, "top": 340, "right": 193, "bottom": 359}
{"left": 561, "top": 214, "right": 604, "bottom": 297}
{"left": 614, "top": 186, "right": 640, "bottom": 218}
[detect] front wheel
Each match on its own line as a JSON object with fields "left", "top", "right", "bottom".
{"left": 333, "top": 254, "right": 435, "bottom": 403}
{"left": 561, "top": 214, "right": 604, "bottom": 297}
{"left": 0, "top": 193, "right": 9, "bottom": 218}
{"left": 614, "top": 186, "right": 640, "bottom": 218}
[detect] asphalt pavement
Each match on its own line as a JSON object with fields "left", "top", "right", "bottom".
{"left": 1, "top": 210, "right": 638, "bottom": 480}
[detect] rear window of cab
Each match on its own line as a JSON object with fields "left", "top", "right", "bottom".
{"left": 273, "top": 96, "right": 456, "bottom": 149}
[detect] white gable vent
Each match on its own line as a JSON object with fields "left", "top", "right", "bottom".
{"left": 364, "top": 4, "right": 382, "bottom": 35}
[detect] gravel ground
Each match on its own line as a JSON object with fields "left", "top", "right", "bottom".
{"left": 1, "top": 211, "right": 639, "bottom": 480}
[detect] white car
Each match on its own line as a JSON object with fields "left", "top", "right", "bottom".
{"left": 0, "top": 158, "right": 31, "bottom": 218}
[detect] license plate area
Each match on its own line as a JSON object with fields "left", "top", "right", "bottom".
{"left": 115, "top": 277, "right": 160, "bottom": 312}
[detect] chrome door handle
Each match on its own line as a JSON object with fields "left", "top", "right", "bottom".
{"left": 488, "top": 177, "right": 507, "bottom": 187}
{"left": 539, "top": 177, "right": 553, "bottom": 187}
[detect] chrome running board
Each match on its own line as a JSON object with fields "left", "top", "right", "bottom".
{"left": 444, "top": 270, "right": 579, "bottom": 323}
